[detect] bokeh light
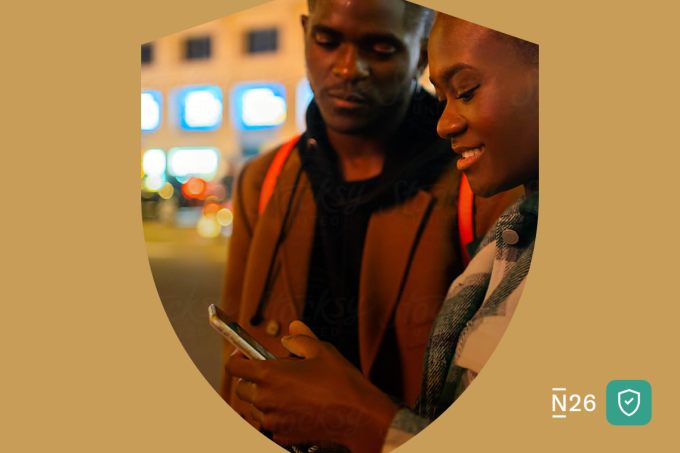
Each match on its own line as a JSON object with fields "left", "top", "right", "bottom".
{"left": 197, "top": 216, "right": 221, "bottom": 238}
{"left": 158, "top": 182, "right": 174, "bottom": 199}
{"left": 203, "top": 202, "right": 222, "bottom": 219}
{"left": 142, "top": 149, "right": 166, "bottom": 176}
{"left": 216, "top": 208, "right": 234, "bottom": 226}
{"left": 181, "top": 177, "right": 208, "bottom": 199}
{"left": 144, "top": 174, "right": 166, "bottom": 191}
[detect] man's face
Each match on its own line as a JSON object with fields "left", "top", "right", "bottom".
{"left": 302, "top": 0, "right": 426, "bottom": 134}
{"left": 429, "top": 15, "right": 539, "bottom": 197}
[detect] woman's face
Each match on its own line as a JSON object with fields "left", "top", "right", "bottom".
{"left": 428, "top": 15, "right": 538, "bottom": 198}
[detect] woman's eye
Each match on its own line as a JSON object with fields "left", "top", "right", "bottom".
{"left": 456, "top": 85, "right": 480, "bottom": 103}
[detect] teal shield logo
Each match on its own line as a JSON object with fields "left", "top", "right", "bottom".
{"left": 607, "top": 380, "right": 652, "bottom": 425}
{"left": 617, "top": 389, "right": 640, "bottom": 416}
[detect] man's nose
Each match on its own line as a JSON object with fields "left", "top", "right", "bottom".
{"left": 437, "top": 104, "right": 468, "bottom": 139}
{"left": 332, "top": 45, "right": 369, "bottom": 81}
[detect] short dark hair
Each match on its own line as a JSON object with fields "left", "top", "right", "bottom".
{"left": 491, "top": 29, "right": 539, "bottom": 67}
{"left": 307, "top": 0, "right": 435, "bottom": 36}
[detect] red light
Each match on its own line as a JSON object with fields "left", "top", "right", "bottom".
{"left": 203, "top": 201, "right": 222, "bottom": 217}
{"left": 182, "top": 178, "right": 207, "bottom": 199}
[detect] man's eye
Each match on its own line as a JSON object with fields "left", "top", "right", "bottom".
{"left": 314, "top": 34, "right": 339, "bottom": 49}
{"left": 456, "top": 85, "right": 480, "bottom": 103}
{"left": 372, "top": 43, "right": 397, "bottom": 56}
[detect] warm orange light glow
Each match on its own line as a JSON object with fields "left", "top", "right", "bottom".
{"left": 181, "top": 177, "right": 207, "bottom": 199}
{"left": 203, "top": 202, "right": 222, "bottom": 219}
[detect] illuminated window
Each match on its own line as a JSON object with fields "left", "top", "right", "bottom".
{"left": 142, "top": 149, "right": 166, "bottom": 177}
{"left": 296, "top": 79, "right": 314, "bottom": 132}
{"left": 232, "top": 83, "right": 287, "bottom": 131}
{"left": 168, "top": 148, "right": 219, "bottom": 181}
{"left": 177, "top": 85, "right": 223, "bottom": 131}
{"left": 247, "top": 29, "right": 278, "bottom": 54}
{"left": 141, "top": 90, "right": 162, "bottom": 132}
{"left": 185, "top": 36, "right": 211, "bottom": 60}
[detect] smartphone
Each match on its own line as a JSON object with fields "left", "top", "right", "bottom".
{"left": 208, "top": 304, "right": 277, "bottom": 360}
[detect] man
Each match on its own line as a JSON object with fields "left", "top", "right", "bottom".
{"left": 221, "top": 0, "right": 520, "bottom": 427}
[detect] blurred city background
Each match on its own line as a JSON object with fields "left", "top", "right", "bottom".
{"left": 141, "top": 0, "right": 434, "bottom": 392}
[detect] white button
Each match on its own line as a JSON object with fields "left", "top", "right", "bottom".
{"left": 265, "top": 320, "right": 280, "bottom": 337}
{"left": 502, "top": 229, "right": 519, "bottom": 245}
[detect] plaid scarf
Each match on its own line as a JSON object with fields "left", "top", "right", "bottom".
{"left": 383, "top": 191, "right": 538, "bottom": 452}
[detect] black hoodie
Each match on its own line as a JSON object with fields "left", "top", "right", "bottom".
{"left": 299, "top": 85, "right": 456, "bottom": 373}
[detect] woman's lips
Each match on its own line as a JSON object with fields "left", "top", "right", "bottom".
{"left": 456, "top": 146, "right": 486, "bottom": 172}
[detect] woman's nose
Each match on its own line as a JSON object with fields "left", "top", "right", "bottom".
{"left": 333, "top": 45, "right": 369, "bottom": 81}
{"left": 437, "top": 105, "right": 468, "bottom": 139}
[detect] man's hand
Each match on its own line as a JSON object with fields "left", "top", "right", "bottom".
{"left": 225, "top": 321, "right": 399, "bottom": 453}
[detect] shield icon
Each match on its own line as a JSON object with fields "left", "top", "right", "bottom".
{"left": 618, "top": 389, "right": 641, "bottom": 416}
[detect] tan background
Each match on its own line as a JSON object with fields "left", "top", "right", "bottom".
{"left": 2, "top": 0, "right": 679, "bottom": 451}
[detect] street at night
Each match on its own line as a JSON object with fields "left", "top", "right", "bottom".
{"left": 144, "top": 221, "right": 228, "bottom": 392}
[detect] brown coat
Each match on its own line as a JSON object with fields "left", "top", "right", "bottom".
{"left": 220, "top": 139, "right": 521, "bottom": 427}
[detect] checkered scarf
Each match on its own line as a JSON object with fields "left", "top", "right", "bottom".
{"left": 383, "top": 191, "right": 538, "bottom": 452}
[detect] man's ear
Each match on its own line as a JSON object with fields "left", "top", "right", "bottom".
{"left": 417, "top": 37, "right": 429, "bottom": 76}
{"left": 301, "top": 15, "right": 309, "bottom": 34}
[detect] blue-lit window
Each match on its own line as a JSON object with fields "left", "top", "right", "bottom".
{"left": 177, "top": 85, "right": 223, "bottom": 131}
{"left": 231, "top": 83, "right": 287, "bottom": 131}
{"left": 141, "top": 90, "right": 162, "bottom": 132}
{"left": 296, "top": 79, "right": 314, "bottom": 132}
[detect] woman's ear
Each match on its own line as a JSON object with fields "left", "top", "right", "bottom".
{"left": 300, "top": 15, "right": 309, "bottom": 34}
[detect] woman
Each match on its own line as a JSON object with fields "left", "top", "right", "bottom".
{"left": 227, "top": 13, "right": 539, "bottom": 453}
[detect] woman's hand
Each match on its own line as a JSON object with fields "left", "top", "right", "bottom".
{"left": 226, "top": 321, "right": 399, "bottom": 453}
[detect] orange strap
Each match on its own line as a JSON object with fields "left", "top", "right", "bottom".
{"left": 258, "top": 135, "right": 301, "bottom": 215}
{"left": 458, "top": 173, "right": 475, "bottom": 267}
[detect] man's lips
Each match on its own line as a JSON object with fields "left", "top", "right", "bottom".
{"left": 325, "top": 90, "right": 369, "bottom": 108}
{"left": 454, "top": 145, "right": 486, "bottom": 171}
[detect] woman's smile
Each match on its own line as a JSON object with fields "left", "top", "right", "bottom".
{"left": 455, "top": 145, "right": 486, "bottom": 171}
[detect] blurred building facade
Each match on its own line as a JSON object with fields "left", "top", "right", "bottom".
{"left": 142, "top": 0, "right": 309, "bottom": 174}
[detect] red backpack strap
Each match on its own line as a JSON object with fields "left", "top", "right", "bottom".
{"left": 258, "top": 135, "right": 301, "bottom": 215}
{"left": 458, "top": 173, "right": 475, "bottom": 267}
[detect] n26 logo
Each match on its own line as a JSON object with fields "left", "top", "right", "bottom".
{"left": 552, "top": 388, "right": 596, "bottom": 418}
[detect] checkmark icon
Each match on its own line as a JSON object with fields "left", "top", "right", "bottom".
{"left": 625, "top": 398, "right": 634, "bottom": 405}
